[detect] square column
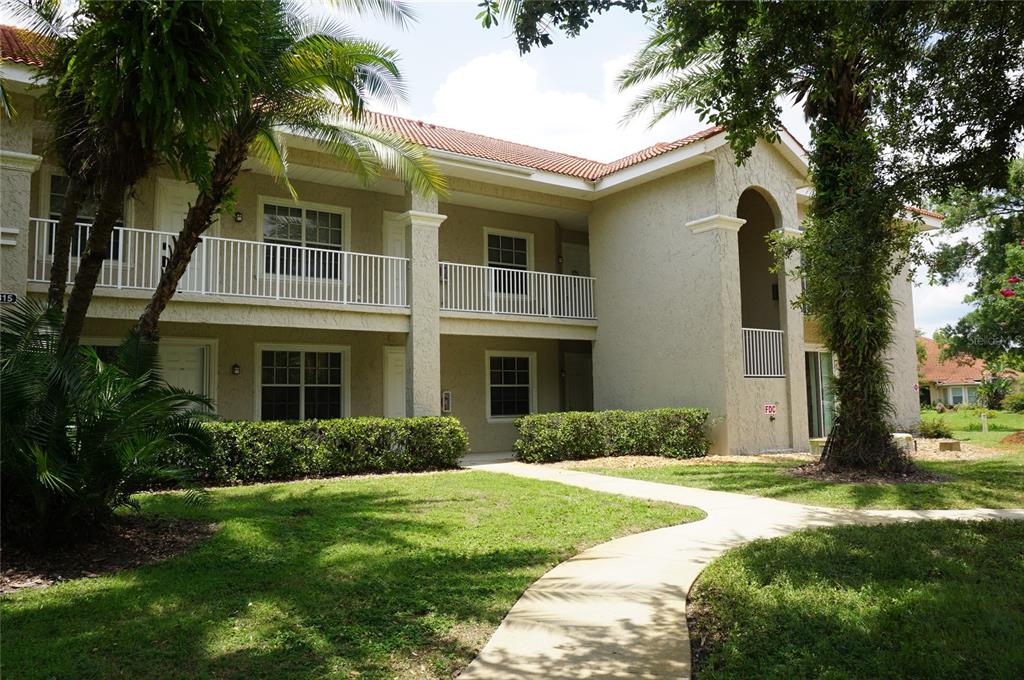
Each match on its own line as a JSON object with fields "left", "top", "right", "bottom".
{"left": 1, "top": 149, "right": 42, "bottom": 300}
{"left": 777, "top": 227, "right": 810, "bottom": 451}
{"left": 685, "top": 214, "right": 745, "bottom": 454}
{"left": 400, "top": 205, "right": 446, "bottom": 416}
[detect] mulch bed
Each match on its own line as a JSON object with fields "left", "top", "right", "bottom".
{"left": 787, "top": 462, "right": 950, "bottom": 484}
{"left": 1002, "top": 431, "right": 1024, "bottom": 446}
{"left": 1, "top": 515, "right": 217, "bottom": 594}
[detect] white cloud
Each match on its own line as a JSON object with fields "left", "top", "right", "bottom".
{"left": 422, "top": 50, "right": 707, "bottom": 162}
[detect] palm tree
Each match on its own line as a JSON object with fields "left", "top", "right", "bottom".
{"left": 15, "top": 0, "right": 290, "bottom": 350}
{"left": 1, "top": 299, "right": 212, "bottom": 544}
{"left": 134, "top": 1, "right": 445, "bottom": 339}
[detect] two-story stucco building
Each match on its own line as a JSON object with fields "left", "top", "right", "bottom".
{"left": 0, "top": 27, "right": 933, "bottom": 454}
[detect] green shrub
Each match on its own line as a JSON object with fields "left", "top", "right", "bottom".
{"left": 914, "top": 419, "right": 954, "bottom": 439}
{"left": 1005, "top": 392, "right": 1024, "bottom": 413}
{"left": 514, "top": 408, "right": 711, "bottom": 463}
{"left": 161, "top": 417, "right": 468, "bottom": 485}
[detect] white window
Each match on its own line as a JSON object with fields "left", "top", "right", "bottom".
{"left": 485, "top": 228, "right": 533, "bottom": 296}
{"left": 260, "top": 199, "right": 350, "bottom": 278}
{"left": 47, "top": 173, "right": 122, "bottom": 259}
{"left": 948, "top": 386, "right": 965, "bottom": 405}
{"left": 258, "top": 346, "right": 348, "bottom": 420}
{"left": 486, "top": 351, "right": 536, "bottom": 419}
{"left": 966, "top": 385, "right": 979, "bottom": 405}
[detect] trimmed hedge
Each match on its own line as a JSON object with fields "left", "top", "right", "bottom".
{"left": 160, "top": 417, "right": 468, "bottom": 485}
{"left": 514, "top": 408, "right": 711, "bottom": 463}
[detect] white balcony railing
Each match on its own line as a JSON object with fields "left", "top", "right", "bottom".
{"left": 439, "top": 262, "right": 595, "bottom": 320}
{"left": 743, "top": 327, "right": 785, "bottom": 377}
{"left": 28, "top": 218, "right": 408, "bottom": 308}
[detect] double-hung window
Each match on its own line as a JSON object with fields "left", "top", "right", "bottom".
{"left": 262, "top": 202, "right": 346, "bottom": 278}
{"left": 947, "top": 386, "right": 965, "bottom": 406}
{"left": 47, "top": 173, "right": 121, "bottom": 260}
{"left": 486, "top": 230, "right": 530, "bottom": 295}
{"left": 487, "top": 352, "right": 534, "bottom": 418}
{"left": 259, "top": 348, "right": 345, "bottom": 420}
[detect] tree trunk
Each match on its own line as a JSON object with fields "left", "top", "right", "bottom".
{"left": 808, "top": 56, "right": 910, "bottom": 474}
{"left": 135, "top": 131, "right": 251, "bottom": 341}
{"left": 46, "top": 177, "right": 88, "bottom": 310}
{"left": 59, "top": 178, "right": 130, "bottom": 352}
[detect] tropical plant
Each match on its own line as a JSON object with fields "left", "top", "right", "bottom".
{"left": 481, "top": 0, "right": 1024, "bottom": 474}
{"left": 134, "top": 0, "right": 445, "bottom": 339}
{"left": 978, "top": 369, "right": 1016, "bottom": 410}
{"left": 0, "top": 300, "right": 211, "bottom": 545}
{"left": 9, "top": 0, "right": 286, "bottom": 350}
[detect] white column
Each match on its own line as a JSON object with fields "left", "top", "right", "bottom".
{"left": 401, "top": 195, "right": 446, "bottom": 416}
{"left": 1, "top": 148, "right": 42, "bottom": 301}
{"left": 686, "top": 214, "right": 745, "bottom": 454}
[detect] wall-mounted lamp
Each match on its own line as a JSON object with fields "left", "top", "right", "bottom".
{"left": 231, "top": 363, "right": 241, "bottom": 376}
{"left": 557, "top": 255, "right": 564, "bottom": 264}
{"left": 234, "top": 211, "right": 244, "bottom": 223}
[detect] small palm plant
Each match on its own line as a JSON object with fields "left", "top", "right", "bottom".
{"left": 1, "top": 300, "right": 211, "bottom": 545}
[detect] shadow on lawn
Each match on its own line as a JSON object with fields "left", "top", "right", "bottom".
{"left": 1, "top": 482, "right": 569, "bottom": 679}
{"left": 690, "top": 519, "right": 1024, "bottom": 678}
{"left": 636, "top": 455, "right": 1024, "bottom": 509}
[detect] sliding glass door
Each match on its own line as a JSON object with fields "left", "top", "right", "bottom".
{"left": 805, "top": 351, "right": 836, "bottom": 439}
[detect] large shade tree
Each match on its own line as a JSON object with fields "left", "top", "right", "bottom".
{"left": 928, "top": 156, "right": 1024, "bottom": 368}
{"left": 480, "top": 0, "right": 1024, "bottom": 473}
{"left": 133, "top": 0, "right": 445, "bottom": 340}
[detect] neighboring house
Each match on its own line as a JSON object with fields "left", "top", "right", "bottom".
{"left": 0, "top": 26, "right": 937, "bottom": 453}
{"left": 917, "top": 337, "right": 986, "bottom": 407}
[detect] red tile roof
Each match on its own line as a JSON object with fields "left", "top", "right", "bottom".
{"left": 919, "top": 337, "right": 986, "bottom": 385}
{"left": 367, "top": 111, "right": 724, "bottom": 181}
{"left": 0, "top": 23, "right": 742, "bottom": 182}
{"left": 0, "top": 24, "right": 47, "bottom": 66}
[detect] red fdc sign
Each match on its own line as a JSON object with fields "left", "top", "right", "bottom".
{"left": 763, "top": 403, "right": 778, "bottom": 416}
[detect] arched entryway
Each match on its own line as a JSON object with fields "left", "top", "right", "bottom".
{"left": 736, "top": 188, "right": 786, "bottom": 378}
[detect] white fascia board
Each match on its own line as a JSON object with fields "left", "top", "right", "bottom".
{"left": 773, "top": 129, "right": 810, "bottom": 183}
{"left": 591, "top": 135, "right": 728, "bottom": 197}
{"left": 430, "top": 150, "right": 596, "bottom": 198}
{"left": 1, "top": 62, "right": 43, "bottom": 91}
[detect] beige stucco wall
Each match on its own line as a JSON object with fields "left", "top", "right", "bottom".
{"left": 441, "top": 335, "right": 560, "bottom": 453}
{"left": 589, "top": 141, "right": 808, "bottom": 454}
{"left": 438, "top": 202, "right": 559, "bottom": 272}
{"left": 1, "top": 92, "right": 38, "bottom": 299}
{"left": 81, "top": 317, "right": 404, "bottom": 421}
{"left": 887, "top": 266, "right": 921, "bottom": 429}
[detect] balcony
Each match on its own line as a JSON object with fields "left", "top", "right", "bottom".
{"left": 439, "top": 261, "right": 595, "bottom": 321}
{"left": 28, "top": 218, "right": 408, "bottom": 308}
{"left": 742, "top": 327, "right": 785, "bottom": 377}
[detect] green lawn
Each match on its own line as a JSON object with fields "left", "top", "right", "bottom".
{"left": 577, "top": 453, "right": 1024, "bottom": 509}
{"left": 1, "top": 471, "right": 701, "bottom": 680}
{"left": 920, "top": 408, "right": 1024, "bottom": 447}
{"left": 689, "top": 519, "right": 1024, "bottom": 679}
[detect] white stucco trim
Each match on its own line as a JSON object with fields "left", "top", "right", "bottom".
{"left": 0, "top": 226, "right": 19, "bottom": 247}
{"left": 484, "top": 349, "right": 538, "bottom": 423}
{"left": 253, "top": 343, "right": 352, "bottom": 420}
{"left": 0, "top": 149, "right": 42, "bottom": 173}
{"left": 686, "top": 214, "right": 747, "bottom": 234}
{"left": 400, "top": 210, "right": 447, "bottom": 230}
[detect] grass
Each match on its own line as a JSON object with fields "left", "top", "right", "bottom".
{"left": 578, "top": 453, "right": 1024, "bottom": 509}
{"left": 920, "top": 408, "right": 1024, "bottom": 448}
{"left": 689, "top": 519, "right": 1024, "bottom": 679}
{"left": 0, "top": 471, "right": 701, "bottom": 679}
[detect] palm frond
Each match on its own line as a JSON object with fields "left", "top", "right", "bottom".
{"left": 320, "top": 0, "right": 416, "bottom": 29}
{"left": 250, "top": 126, "right": 298, "bottom": 198}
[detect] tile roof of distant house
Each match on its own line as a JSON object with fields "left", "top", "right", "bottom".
{"left": 919, "top": 337, "right": 988, "bottom": 385}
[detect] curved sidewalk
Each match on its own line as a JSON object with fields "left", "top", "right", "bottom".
{"left": 458, "top": 459, "right": 1024, "bottom": 680}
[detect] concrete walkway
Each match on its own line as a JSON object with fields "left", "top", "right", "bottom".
{"left": 458, "top": 457, "right": 1024, "bottom": 679}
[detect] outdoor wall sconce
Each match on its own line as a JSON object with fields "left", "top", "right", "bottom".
{"left": 231, "top": 363, "right": 241, "bottom": 375}
{"left": 234, "top": 211, "right": 244, "bottom": 223}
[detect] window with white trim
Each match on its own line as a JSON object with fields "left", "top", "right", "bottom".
{"left": 947, "top": 386, "right": 965, "bottom": 406}
{"left": 486, "top": 231, "right": 530, "bottom": 295}
{"left": 262, "top": 202, "right": 345, "bottom": 277}
{"left": 47, "top": 173, "right": 121, "bottom": 259}
{"left": 260, "top": 349, "right": 344, "bottom": 420}
{"left": 488, "top": 354, "right": 532, "bottom": 417}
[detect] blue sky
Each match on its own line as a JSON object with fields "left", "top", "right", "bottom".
{"left": 1, "top": 0, "right": 973, "bottom": 335}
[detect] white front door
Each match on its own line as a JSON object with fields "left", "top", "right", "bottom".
{"left": 383, "top": 346, "right": 406, "bottom": 417}
{"left": 382, "top": 212, "right": 406, "bottom": 258}
{"left": 560, "top": 242, "right": 590, "bottom": 276}
{"left": 155, "top": 179, "right": 218, "bottom": 292}
{"left": 160, "top": 342, "right": 210, "bottom": 399}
